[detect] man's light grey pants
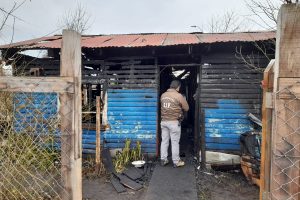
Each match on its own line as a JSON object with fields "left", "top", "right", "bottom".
{"left": 160, "top": 121, "right": 181, "bottom": 164}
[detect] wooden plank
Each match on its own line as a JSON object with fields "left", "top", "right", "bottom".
{"left": 260, "top": 60, "right": 274, "bottom": 200}
{"left": 201, "top": 83, "right": 260, "bottom": 89}
{"left": 108, "top": 84, "right": 158, "bottom": 89}
{"left": 108, "top": 79, "right": 156, "bottom": 84}
{"left": 82, "top": 79, "right": 157, "bottom": 85}
{"left": 110, "top": 176, "right": 126, "bottom": 193}
{"left": 201, "top": 89, "right": 261, "bottom": 94}
{"left": 105, "top": 69, "right": 156, "bottom": 74}
{"left": 200, "top": 98, "right": 261, "bottom": 104}
{"left": 277, "top": 6, "right": 300, "bottom": 78}
{"left": 277, "top": 78, "right": 300, "bottom": 99}
{"left": 82, "top": 73, "right": 157, "bottom": 79}
{"left": 95, "top": 96, "right": 101, "bottom": 173}
{"left": 114, "top": 173, "right": 143, "bottom": 191}
{"left": 123, "top": 167, "right": 144, "bottom": 180}
{"left": 121, "top": 65, "right": 156, "bottom": 69}
{"left": 201, "top": 79, "right": 261, "bottom": 84}
{"left": 202, "top": 64, "right": 265, "bottom": 70}
{"left": 60, "top": 30, "right": 82, "bottom": 200}
{"left": 0, "top": 77, "right": 74, "bottom": 93}
{"left": 202, "top": 74, "right": 262, "bottom": 79}
{"left": 200, "top": 111, "right": 206, "bottom": 169}
{"left": 201, "top": 103, "right": 261, "bottom": 109}
{"left": 203, "top": 69, "right": 262, "bottom": 74}
{"left": 201, "top": 93, "right": 261, "bottom": 99}
{"left": 270, "top": 4, "right": 300, "bottom": 200}
{"left": 102, "top": 148, "right": 115, "bottom": 173}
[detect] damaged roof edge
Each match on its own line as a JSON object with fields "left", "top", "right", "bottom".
{"left": 0, "top": 31, "right": 276, "bottom": 50}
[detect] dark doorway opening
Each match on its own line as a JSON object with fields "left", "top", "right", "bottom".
{"left": 158, "top": 65, "right": 199, "bottom": 158}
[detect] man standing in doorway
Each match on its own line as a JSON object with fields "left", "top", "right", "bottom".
{"left": 160, "top": 80, "right": 189, "bottom": 167}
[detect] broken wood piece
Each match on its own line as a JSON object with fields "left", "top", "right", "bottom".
{"left": 123, "top": 167, "right": 144, "bottom": 180}
{"left": 110, "top": 176, "right": 126, "bottom": 193}
{"left": 114, "top": 173, "right": 143, "bottom": 191}
{"left": 102, "top": 148, "right": 115, "bottom": 173}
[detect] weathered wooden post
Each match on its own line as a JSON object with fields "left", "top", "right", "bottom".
{"left": 270, "top": 4, "right": 300, "bottom": 200}
{"left": 60, "top": 29, "right": 82, "bottom": 200}
{"left": 260, "top": 60, "right": 275, "bottom": 200}
{"left": 96, "top": 96, "right": 101, "bottom": 172}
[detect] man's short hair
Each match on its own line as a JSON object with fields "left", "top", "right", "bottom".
{"left": 170, "top": 80, "right": 181, "bottom": 89}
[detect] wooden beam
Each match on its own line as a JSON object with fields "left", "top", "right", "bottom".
{"left": 95, "top": 96, "right": 101, "bottom": 173}
{"left": 60, "top": 30, "right": 82, "bottom": 200}
{"left": 260, "top": 60, "right": 274, "bottom": 200}
{"left": 270, "top": 4, "right": 300, "bottom": 200}
{"left": 278, "top": 78, "right": 300, "bottom": 99}
{"left": 0, "top": 77, "right": 74, "bottom": 93}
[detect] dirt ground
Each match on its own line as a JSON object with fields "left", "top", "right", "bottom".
{"left": 196, "top": 168, "right": 259, "bottom": 200}
{"left": 82, "top": 164, "right": 259, "bottom": 200}
{"left": 83, "top": 177, "right": 147, "bottom": 200}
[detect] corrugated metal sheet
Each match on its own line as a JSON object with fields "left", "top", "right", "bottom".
{"left": 163, "top": 33, "right": 199, "bottom": 46}
{"left": 129, "top": 34, "right": 167, "bottom": 47}
{"left": 0, "top": 31, "right": 275, "bottom": 49}
{"left": 197, "top": 32, "right": 275, "bottom": 43}
{"left": 13, "top": 93, "right": 104, "bottom": 154}
{"left": 200, "top": 58, "right": 266, "bottom": 153}
{"left": 14, "top": 92, "right": 58, "bottom": 134}
{"left": 82, "top": 129, "right": 104, "bottom": 154}
{"left": 1, "top": 36, "right": 61, "bottom": 49}
{"left": 103, "top": 89, "right": 157, "bottom": 153}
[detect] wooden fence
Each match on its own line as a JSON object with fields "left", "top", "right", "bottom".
{"left": 0, "top": 30, "right": 82, "bottom": 200}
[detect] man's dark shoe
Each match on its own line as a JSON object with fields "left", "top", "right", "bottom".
{"left": 161, "top": 159, "right": 169, "bottom": 166}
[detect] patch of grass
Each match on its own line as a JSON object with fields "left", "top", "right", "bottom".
{"left": 113, "top": 139, "right": 143, "bottom": 173}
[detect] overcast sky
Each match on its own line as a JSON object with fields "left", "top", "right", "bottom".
{"left": 0, "top": 0, "right": 278, "bottom": 45}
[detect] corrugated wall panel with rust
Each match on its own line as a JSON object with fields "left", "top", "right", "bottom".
{"left": 200, "top": 58, "right": 267, "bottom": 153}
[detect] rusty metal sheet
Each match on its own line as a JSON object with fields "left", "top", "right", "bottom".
{"left": 197, "top": 32, "right": 275, "bottom": 43}
{"left": 0, "top": 32, "right": 276, "bottom": 49}
{"left": 97, "top": 34, "right": 140, "bottom": 47}
{"left": 0, "top": 36, "right": 60, "bottom": 49}
{"left": 81, "top": 36, "right": 113, "bottom": 48}
{"left": 163, "top": 33, "right": 199, "bottom": 46}
{"left": 129, "top": 34, "right": 167, "bottom": 47}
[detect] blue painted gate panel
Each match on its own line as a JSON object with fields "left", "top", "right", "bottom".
{"left": 103, "top": 89, "right": 157, "bottom": 153}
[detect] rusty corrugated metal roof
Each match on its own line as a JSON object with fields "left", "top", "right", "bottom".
{"left": 196, "top": 32, "right": 275, "bottom": 43}
{"left": 0, "top": 31, "right": 275, "bottom": 49}
{"left": 163, "top": 34, "right": 199, "bottom": 46}
{"left": 0, "top": 36, "right": 61, "bottom": 49}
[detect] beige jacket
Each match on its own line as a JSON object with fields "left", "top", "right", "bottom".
{"left": 160, "top": 89, "right": 189, "bottom": 121}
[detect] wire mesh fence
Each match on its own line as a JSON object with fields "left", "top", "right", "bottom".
{"left": 271, "top": 81, "right": 300, "bottom": 200}
{"left": 0, "top": 80, "right": 73, "bottom": 199}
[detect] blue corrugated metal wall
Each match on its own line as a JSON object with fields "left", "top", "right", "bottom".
{"left": 14, "top": 91, "right": 157, "bottom": 154}
{"left": 205, "top": 99, "right": 253, "bottom": 151}
{"left": 103, "top": 89, "right": 157, "bottom": 153}
{"left": 14, "top": 93, "right": 58, "bottom": 134}
{"left": 13, "top": 93, "right": 102, "bottom": 154}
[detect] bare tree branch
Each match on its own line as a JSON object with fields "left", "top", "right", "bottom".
{"left": 244, "top": 0, "right": 284, "bottom": 30}
{"left": 61, "top": 3, "right": 91, "bottom": 34}
{"left": 205, "top": 11, "right": 245, "bottom": 33}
